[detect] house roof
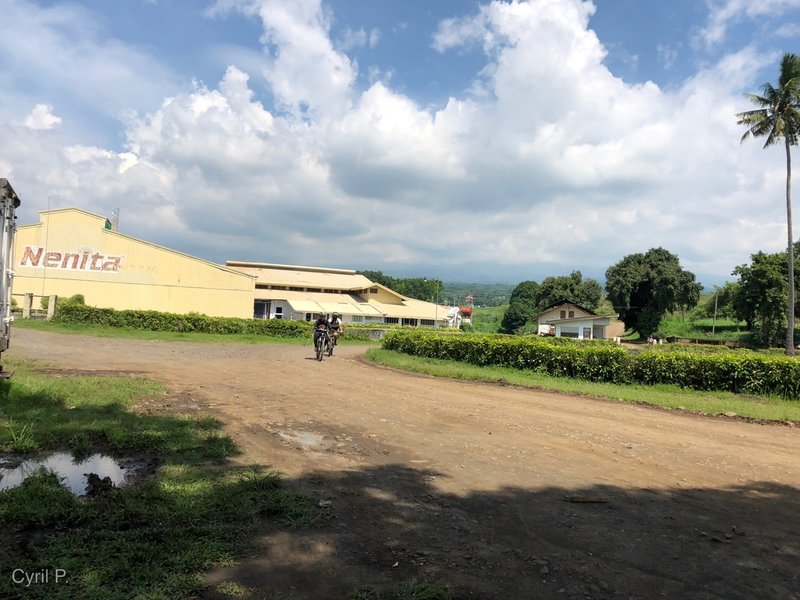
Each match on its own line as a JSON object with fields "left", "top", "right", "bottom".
{"left": 535, "top": 299, "right": 598, "bottom": 319}
{"left": 543, "top": 315, "right": 612, "bottom": 325}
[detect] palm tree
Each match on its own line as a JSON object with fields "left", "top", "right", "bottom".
{"left": 737, "top": 53, "right": 800, "bottom": 355}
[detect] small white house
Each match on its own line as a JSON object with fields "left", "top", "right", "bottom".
{"left": 535, "top": 301, "right": 620, "bottom": 340}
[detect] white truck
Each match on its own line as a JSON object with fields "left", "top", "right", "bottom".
{"left": 0, "top": 179, "right": 20, "bottom": 377}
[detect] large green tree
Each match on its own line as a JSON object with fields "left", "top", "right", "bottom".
{"left": 730, "top": 243, "right": 800, "bottom": 346}
{"left": 737, "top": 52, "right": 800, "bottom": 355}
{"left": 733, "top": 251, "right": 788, "bottom": 347}
{"left": 500, "top": 280, "right": 540, "bottom": 333}
{"left": 536, "top": 271, "right": 602, "bottom": 311}
{"left": 605, "top": 248, "right": 702, "bottom": 339}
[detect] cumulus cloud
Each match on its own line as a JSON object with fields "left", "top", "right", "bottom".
{"left": 24, "top": 104, "right": 62, "bottom": 130}
{"left": 0, "top": 0, "right": 178, "bottom": 124}
{"left": 699, "top": 0, "right": 800, "bottom": 47}
{"left": 0, "top": 0, "right": 793, "bottom": 280}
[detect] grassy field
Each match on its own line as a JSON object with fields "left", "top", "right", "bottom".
{"left": 365, "top": 349, "right": 800, "bottom": 423}
{"left": 656, "top": 313, "right": 751, "bottom": 341}
{"left": 469, "top": 305, "right": 507, "bottom": 334}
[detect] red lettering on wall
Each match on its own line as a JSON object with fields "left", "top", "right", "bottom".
{"left": 44, "top": 252, "right": 62, "bottom": 268}
{"left": 89, "top": 253, "right": 103, "bottom": 271}
{"left": 102, "top": 257, "right": 122, "bottom": 272}
{"left": 19, "top": 246, "right": 124, "bottom": 273}
{"left": 61, "top": 253, "right": 80, "bottom": 269}
{"left": 20, "top": 246, "right": 44, "bottom": 267}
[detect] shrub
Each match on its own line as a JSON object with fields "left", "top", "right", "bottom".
{"left": 383, "top": 331, "right": 629, "bottom": 383}
{"left": 382, "top": 330, "right": 800, "bottom": 399}
{"left": 53, "top": 304, "right": 312, "bottom": 338}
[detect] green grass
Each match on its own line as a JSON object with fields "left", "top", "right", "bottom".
{"left": 656, "top": 313, "right": 751, "bottom": 342}
{"left": 365, "top": 349, "right": 800, "bottom": 423}
{"left": 470, "top": 304, "right": 507, "bottom": 334}
{"left": 13, "top": 318, "right": 375, "bottom": 345}
{"left": 352, "top": 579, "right": 453, "bottom": 600}
{"left": 0, "top": 356, "right": 324, "bottom": 599}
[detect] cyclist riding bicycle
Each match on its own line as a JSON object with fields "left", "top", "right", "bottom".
{"left": 313, "top": 314, "right": 330, "bottom": 350}
{"left": 329, "top": 312, "right": 344, "bottom": 344}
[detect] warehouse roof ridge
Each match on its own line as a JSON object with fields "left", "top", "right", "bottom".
{"left": 226, "top": 260, "right": 357, "bottom": 275}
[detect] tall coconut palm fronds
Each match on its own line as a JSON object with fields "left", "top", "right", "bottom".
{"left": 737, "top": 53, "right": 800, "bottom": 355}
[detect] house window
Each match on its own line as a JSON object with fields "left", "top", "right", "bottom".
{"left": 351, "top": 315, "right": 363, "bottom": 323}
{"left": 370, "top": 288, "right": 378, "bottom": 294}
{"left": 307, "top": 288, "right": 321, "bottom": 293}
{"left": 274, "top": 306, "right": 283, "bottom": 320}
{"left": 305, "top": 313, "right": 312, "bottom": 321}
{"left": 384, "top": 317, "right": 399, "bottom": 324}
{"left": 270, "top": 285, "right": 286, "bottom": 290}
{"left": 402, "top": 318, "right": 418, "bottom": 326}
{"left": 569, "top": 310, "right": 575, "bottom": 318}
{"left": 289, "top": 287, "right": 303, "bottom": 291}
{"left": 560, "top": 310, "right": 566, "bottom": 319}
{"left": 420, "top": 319, "right": 435, "bottom": 326}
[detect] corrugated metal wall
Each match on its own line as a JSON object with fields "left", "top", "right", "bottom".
{"left": 13, "top": 209, "right": 255, "bottom": 318}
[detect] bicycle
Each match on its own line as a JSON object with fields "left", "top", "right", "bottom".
{"left": 327, "top": 332, "right": 336, "bottom": 357}
{"left": 314, "top": 330, "right": 329, "bottom": 361}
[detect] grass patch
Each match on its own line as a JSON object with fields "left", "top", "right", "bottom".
{"left": 352, "top": 579, "right": 453, "bottom": 600}
{"left": 0, "top": 356, "right": 323, "bottom": 599}
{"left": 470, "top": 305, "right": 507, "bottom": 334}
{"left": 365, "top": 349, "right": 800, "bottom": 423}
{"left": 656, "top": 314, "right": 751, "bottom": 342}
{"left": 13, "top": 319, "right": 375, "bottom": 345}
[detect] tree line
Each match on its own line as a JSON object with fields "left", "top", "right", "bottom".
{"left": 500, "top": 248, "right": 701, "bottom": 338}
{"left": 357, "top": 271, "right": 445, "bottom": 303}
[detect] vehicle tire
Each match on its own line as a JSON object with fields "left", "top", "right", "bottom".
{"left": 327, "top": 338, "right": 334, "bottom": 357}
{"left": 316, "top": 338, "right": 324, "bottom": 361}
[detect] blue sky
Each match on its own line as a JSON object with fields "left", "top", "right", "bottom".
{"left": 2, "top": 0, "right": 800, "bottom": 284}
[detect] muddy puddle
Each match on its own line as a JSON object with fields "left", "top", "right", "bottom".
{"left": 0, "top": 453, "right": 156, "bottom": 496}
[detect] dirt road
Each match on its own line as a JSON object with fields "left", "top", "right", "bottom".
{"left": 10, "top": 329, "right": 800, "bottom": 599}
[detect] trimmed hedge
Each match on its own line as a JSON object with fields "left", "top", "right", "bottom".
{"left": 384, "top": 331, "right": 629, "bottom": 383}
{"left": 54, "top": 304, "right": 312, "bottom": 337}
{"left": 382, "top": 330, "right": 800, "bottom": 399}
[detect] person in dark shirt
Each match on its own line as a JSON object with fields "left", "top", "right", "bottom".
{"left": 313, "top": 314, "right": 329, "bottom": 350}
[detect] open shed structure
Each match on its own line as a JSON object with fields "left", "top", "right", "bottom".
{"left": 226, "top": 261, "right": 457, "bottom": 327}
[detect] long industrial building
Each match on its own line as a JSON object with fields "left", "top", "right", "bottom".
{"left": 13, "top": 208, "right": 456, "bottom": 326}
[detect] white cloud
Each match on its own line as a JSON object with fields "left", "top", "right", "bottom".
{"left": 1, "top": 0, "right": 795, "bottom": 280}
{"left": 0, "top": 0, "right": 178, "bottom": 124}
{"left": 209, "top": 0, "right": 356, "bottom": 119}
{"left": 24, "top": 103, "right": 62, "bottom": 130}
{"left": 700, "top": 0, "right": 800, "bottom": 47}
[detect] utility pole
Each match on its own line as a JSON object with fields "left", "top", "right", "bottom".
{"left": 711, "top": 288, "right": 718, "bottom": 337}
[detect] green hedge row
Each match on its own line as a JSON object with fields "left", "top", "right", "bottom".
{"left": 52, "top": 304, "right": 386, "bottom": 340}
{"left": 383, "top": 330, "right": 800, "bottom": 399}
{"left": 54, "top": 304, "right": 313, "bottom": 337}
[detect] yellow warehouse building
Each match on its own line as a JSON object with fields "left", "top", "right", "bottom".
{"left": 13, "top": 208, "right": 458, "bottom": 326}
{"left": 14, "top": 208, "right": 255, "bottom": 317}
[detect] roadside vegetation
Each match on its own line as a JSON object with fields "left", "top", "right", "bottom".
{"left": 14, "top": 315, "right": 378, "bottom": 345}
{"left": 0, "top": 356, "right": 324, "bottom": 599}
{"left": 469, "top": 304, "right": 507, "bottom": 333}
{"left": 366, "top": 348, "right": 800, "bottom": 423}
